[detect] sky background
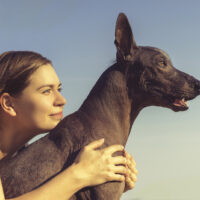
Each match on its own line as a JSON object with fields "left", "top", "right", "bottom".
{"left": 1, "top": 1, "right": 200, "bottom": 199}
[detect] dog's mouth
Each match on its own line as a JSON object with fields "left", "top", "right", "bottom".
{"left": 172, "top": 98, "right": 188, "bottom": 111}
{"left": 145, "top": 86, "right": 196, "bottom": 112}
{"left": 164, "top": 93, "right": 193, "bottom": 111}
{"left": 150, "top": 88, "right": 190, "bottom": 111}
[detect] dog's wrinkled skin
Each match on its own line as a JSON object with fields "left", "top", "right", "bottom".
{"left": 1, "top": 13, "right": 200, "bottom": 200}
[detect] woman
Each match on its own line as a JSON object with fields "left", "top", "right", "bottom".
{"left": 0, "top": 51, "right": 138, "bottom": 200}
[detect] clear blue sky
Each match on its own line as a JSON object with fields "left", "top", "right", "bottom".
{"left": 1, "top": 1, "right": 200, "bottom": 199}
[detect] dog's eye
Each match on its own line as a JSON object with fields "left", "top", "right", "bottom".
{"left": 158, "top": 60, "right": 167, "bottom": 68}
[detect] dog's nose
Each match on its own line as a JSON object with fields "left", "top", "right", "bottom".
{"left": 194, "top": 80, "right": 200, "bottom": 94}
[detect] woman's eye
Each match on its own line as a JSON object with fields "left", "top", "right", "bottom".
{"left": 58, "top": 87, "right": 62, "bottom": 92}
{"left": 42, "top": 89, "right": 51, "bottom": 95}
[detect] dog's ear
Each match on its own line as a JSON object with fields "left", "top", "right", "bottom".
{"left": 115, "top": 13, "right": 137, "bottom": 63}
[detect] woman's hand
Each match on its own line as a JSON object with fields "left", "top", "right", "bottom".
{"left": 73, "top": 138, "right": 128, "bottom": 187}
{"left": 123, "top": 151, "right": 138, "bottom": 192}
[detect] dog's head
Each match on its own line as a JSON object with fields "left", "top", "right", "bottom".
{"left": 115, "top": 13, "right": 200, "bottom": 112}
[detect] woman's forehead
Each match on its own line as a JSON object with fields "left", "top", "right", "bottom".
{"left": 28, "top": 64, "right": 60, "bottom": 87}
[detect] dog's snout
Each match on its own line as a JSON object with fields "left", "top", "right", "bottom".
{"left": 194, "top": 80, "right": 200, "bottom": 93}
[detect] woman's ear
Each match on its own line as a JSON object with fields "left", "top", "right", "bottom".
{"left": 0, "top": 93, "right": 16, "bottom": 116}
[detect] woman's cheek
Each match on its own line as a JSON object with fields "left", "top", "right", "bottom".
{"left": 34, "top": 99, "right": 59, "bottom": 130}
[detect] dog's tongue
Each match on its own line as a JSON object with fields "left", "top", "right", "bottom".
{"left": 173, "top": 98, "right": 188, "bottom": 107}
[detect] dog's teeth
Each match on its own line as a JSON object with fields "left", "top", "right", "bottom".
{"left": 185, "top": 101, "right": 188, "bottom": 106}
{"left": 173, "top": 98, "right": 188, "bottom": 107}
{"left": 181, "top": 98, "right": 188, "bottom": 106}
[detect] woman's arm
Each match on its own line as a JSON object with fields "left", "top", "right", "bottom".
{"left": 2, "top": 138, "right": 137, "bottom": 200}
{"left": 0, "top": 178, "right": 5, "bottom": 200}
{"left": 6, "top": 164, "right": 85, "bottom": 200}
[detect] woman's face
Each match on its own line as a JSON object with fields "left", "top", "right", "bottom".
{"left": 13, "top": 64, "right": 66, "bottom": 134}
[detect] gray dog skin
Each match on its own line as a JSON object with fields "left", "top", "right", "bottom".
{"left": 1, "top": 13, "right": 200, "bottom": 200}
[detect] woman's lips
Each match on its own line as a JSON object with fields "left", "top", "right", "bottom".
{"left": 50, "top": 112, "right": 63, "bottom": 119}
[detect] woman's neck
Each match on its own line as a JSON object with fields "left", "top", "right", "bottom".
{"left": 0, "top": 121, "right": 33, "bottom": 158}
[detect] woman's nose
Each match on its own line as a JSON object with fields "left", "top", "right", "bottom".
{"left": 54, "top": 91, "right": 66, "bottom": 107}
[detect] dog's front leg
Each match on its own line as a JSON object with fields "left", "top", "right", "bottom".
{"left": 74, "top": 181, "right": 125, "bottom": 200}
{"left": 92, "top": 182, "right": 125, "bottom": 200}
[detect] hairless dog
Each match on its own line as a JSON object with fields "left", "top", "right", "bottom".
{"left": 1, "top": 13, "right": 200, "bottom": 200}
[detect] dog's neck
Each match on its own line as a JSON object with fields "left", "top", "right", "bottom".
{"left": 79, "top": 64, "right": 143, "bottom": 145}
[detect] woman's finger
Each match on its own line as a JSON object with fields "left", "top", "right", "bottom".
{"left": 125, "top": 177, "right": 135, "bottom": 188}
{"left": 127, "top": 160, "right": 138, "bottom": 175}
{"left": 124, "top": 151, "right": 136, "bottom": 166}
{"left": 107, "top": 173, "right": 125, "bottom": 182}
{"left": 111, "top": 156, "right": 127, "bottom": 165}
{"left": 112, "top": 165, "right": 127, "bottom": 175}
{"left": 133, "top": 166, "right": 138, "bottom": 175}
{"left": 130, "top": 173, "right": 137, "bottom": 182}
{"left": 85, "top": 138, "right": 105, "bottom": 150}
{"left": 103, "top": 144, "right": 124, "bottom": 155}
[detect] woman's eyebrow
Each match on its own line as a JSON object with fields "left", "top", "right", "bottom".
{"left": 37, "top": 83, "right": 62, "bottom": 90}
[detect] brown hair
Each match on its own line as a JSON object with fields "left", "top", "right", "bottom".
{"left": 0, "top": 51, "right": 51, "bottom": 96}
